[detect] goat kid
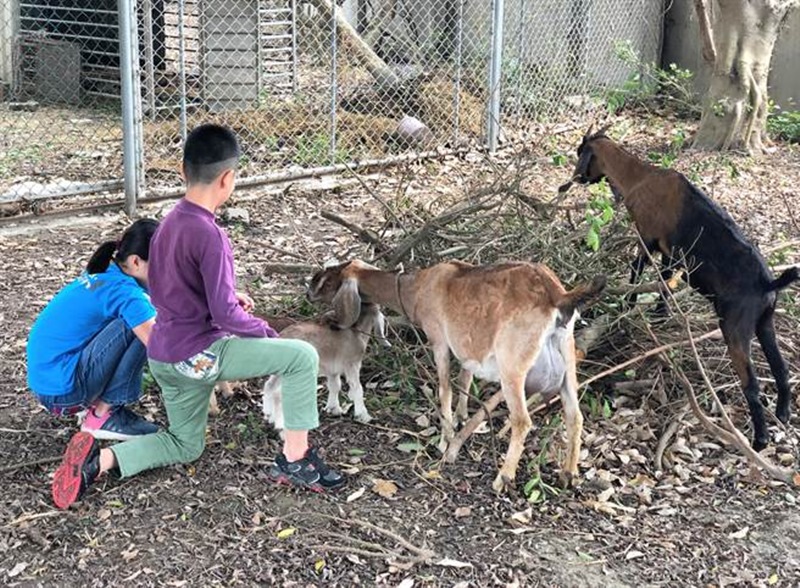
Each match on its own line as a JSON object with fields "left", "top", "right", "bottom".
{"left": 560, "top": 125, "right": 800, "bottom": 450}
{"left": 308, "top": 259, "right": 606, "bottom": 492}
{"left": 262, "top": 303, "right": 391, "bottom": 430}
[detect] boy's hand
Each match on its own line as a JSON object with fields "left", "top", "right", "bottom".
{"left": 236, "top": 291, "right": 255, "bottom": 313}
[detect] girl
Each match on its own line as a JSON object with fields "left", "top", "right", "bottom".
{"left": 27, "top": 219, "right": 160, "bottom": 441}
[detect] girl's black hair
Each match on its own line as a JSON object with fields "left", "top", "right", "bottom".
{"left": 86, "top": 218, "right": 159, "bottom": 274}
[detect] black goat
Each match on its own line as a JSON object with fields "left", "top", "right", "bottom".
{"left": 560, "top": 126, "right": 799, "bottom": 450}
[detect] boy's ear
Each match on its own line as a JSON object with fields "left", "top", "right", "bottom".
{"left": 220, "top": 168, "right": 235, "bottom": 190}
{"left": 180, "top": 163, "right": 187, "bottom": 183}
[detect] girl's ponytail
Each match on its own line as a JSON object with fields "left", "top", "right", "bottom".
{"left": 86, "top": 241, "right": 118, "bottom": 274}
{"left": 85, "top": 218, "right": 159, "bottom": 274}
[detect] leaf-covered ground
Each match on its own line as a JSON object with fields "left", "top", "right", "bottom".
{"left": 1, "top": 116, "right": 799, "bottom": 587}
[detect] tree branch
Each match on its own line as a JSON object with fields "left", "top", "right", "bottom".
{"left": 320, "top": 210, "right": 385, "bottom": 249}
{"left": 693, "top": 0, "right": 717, "bottom": 64}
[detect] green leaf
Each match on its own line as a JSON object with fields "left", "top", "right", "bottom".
{"left": 397, "top": 441, "right": 425, "bottom": 453}
{"left": 602, "top": 399, "right": 613, "bottom": 419}
{"left": 586, "top": 229, "right": 600, "bottom": 251}
{"left": 347, "top": 448, "right": 366, "bottom": 456}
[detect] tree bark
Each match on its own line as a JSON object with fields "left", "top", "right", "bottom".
{"left": 692, "top": 0, "right": 799, "bottom": 152}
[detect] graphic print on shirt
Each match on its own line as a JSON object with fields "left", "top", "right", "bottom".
{"left": 77, "top": 273, "right": 106, "bottom": 291}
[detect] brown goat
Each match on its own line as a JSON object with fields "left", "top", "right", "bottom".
{"left": 560, "top": 126, "right": 800, "bottom": 450}
{"left": 308, "top": 259, "right": 606, "bottom": 492}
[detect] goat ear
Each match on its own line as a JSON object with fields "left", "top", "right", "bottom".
{"left": 596, "top": 122, "right": 612, "bottom": 137}
{"left": 331, "top": 278, "right": 361, "bottom": 328}
{"left": 374, "top": 309, "right": 392, "bottom": 348}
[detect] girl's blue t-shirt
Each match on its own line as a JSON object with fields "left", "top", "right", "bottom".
{"left": 26, "top": 263, "right": 156, "bottom": 396}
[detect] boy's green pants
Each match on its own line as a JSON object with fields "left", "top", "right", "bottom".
{"left": 111, "top": 336, "right": 319, "bottom": 478}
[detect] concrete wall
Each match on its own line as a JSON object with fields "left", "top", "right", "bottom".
{"left": 663, "top": 0, "right": 800, "bottom": 109}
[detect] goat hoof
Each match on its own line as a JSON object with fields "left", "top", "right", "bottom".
{"left": 325, "top": 405, "right": 345, "bottom": 417}
{"left": 559, "top": 471, "right": 578, "bottom": 489}
{"left": 777, "top": 407, "right": 791, "bottom": 424}
{"left": 492, "top": 473, "right": 512, "bottom": 494}
{"left": 752, "top": 437, "right": 768, "bottom": 452}
{"left": 354, "top": 412, "right": 373, "bottom": 424}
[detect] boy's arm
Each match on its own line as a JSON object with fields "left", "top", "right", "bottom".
{"left": 200, "top": 234, "right": 279, "bottom": 338}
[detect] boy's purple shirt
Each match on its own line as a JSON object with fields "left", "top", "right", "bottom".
{"left": 147, "top": 198, "right": 279, "bottom": 363}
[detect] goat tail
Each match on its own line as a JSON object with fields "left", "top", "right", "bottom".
{"left": 766, "top": 266, "right": 800, "bottom": 292}
{"left": 557, "top": 275, "right": 608, "bottom": 318}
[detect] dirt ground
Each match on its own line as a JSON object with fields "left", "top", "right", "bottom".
{"left": 1, "top": 117, "right": 799, "bottom": 587}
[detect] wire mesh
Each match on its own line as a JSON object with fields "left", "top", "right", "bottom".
{"left": 0, "top": 0, "right": 125, "bottom": 204}
{"left": 0, "top": 0, "right": 664, "bottom": 202}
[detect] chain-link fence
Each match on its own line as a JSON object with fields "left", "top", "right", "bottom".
{"left": 0, "top": 0, "right": 663, "bottom": 207}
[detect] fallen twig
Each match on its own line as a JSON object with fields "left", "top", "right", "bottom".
{"left": 654, "top": 404, "right": 689, "bottom": 472}
{"left": 0, "top": 455, "right": 62, "bottom": 474}
{"left": 320, "top": 209, "right": 385, "bottom": 249}
{"left": 261, "top": 263, "right": 314, "bottom": 275}
{"left": 3, "top": 510, "right": 63, "bottom": 528}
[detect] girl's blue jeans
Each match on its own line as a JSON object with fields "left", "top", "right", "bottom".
{"left": 36, "top": 319, "right": 147, "bottom": 416}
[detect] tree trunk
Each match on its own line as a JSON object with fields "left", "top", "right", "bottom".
{"left": 693, "top": 0, "right": 798, "bottom": 152}
{"left": 307, "top": 0, "right": 401, "bottom": 88}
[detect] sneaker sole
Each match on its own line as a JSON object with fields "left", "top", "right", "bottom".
{"left": 270, "top": 474, "right": 325, "bottom": 493}
{"left": 80, "top": 426, "right": 157, "bottom": 442}
{"left": 52, "top": 432, "right": 95, "bottom": 509}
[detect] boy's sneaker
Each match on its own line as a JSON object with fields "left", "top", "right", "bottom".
{"left": 269, "top": 447, "right": 346, "bottom": 492}
{"left": 52, "top": 432, "right": 100, "bottom": 509}
{"left": 81, "top": 406, "right": 158, "bottom": 441}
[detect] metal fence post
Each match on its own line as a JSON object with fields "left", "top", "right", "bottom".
{"left": 329, "top": 1, "right": 338, "bottom": 164}
{"left": 487, "top": 0, "right": 505, "bottom": 152}
{"left": 177, "top": 0, "right": 188, "bottom": 143}
{"left": 453, "top": 0, "right": 465, "bottom": 146}
{"left": 119, "top": 0, "right": 141, "bottom": 216}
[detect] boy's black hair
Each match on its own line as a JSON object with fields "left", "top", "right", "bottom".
{"left": 183, "top": 124, "right": 241, "bottom": 185}
{"left": 87, "top": 218, "right": 159, "bottom": 274}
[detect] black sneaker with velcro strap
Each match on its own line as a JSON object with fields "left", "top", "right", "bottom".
{"left": 269, "top": 447, "right": 346, "bottom": 492}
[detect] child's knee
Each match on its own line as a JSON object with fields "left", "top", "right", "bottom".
{"left": 175, "top": 435, "right": 205, "bottom": 463}
{"left": 291, "top": 341, "right": 319, "bottom": 373}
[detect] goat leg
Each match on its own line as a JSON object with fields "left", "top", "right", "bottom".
{"left": 324, "top": 374, "right": 345, "bottom": 416}
{"left": 262, "top": 375, "right": 285, "bottom": 430}
{"left": 756, "top": 314, "right": 793, "bottom": 424}
{"left": 455, "top": 368, "right": 473, "bottom": 425}
{"left": 444, "top": 389, "right": 504, "bottom": 463}
{"left": 493, "top": 375, "right": 532, "bottom": 493}
{"left": 558, "top": 335, "right": 584, "bottom": 487}
{"left": 433, "top": 344, "right": 456, "bottom": 453}
{"left": 724, "top": 328, "right": 769, "bottom": 451}
{"left": 345, "top": 364, "right": 373, "bottom": 423}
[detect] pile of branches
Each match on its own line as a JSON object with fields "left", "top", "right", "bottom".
{"left": 287, "top": 148, "right": 800, "bottom": 485}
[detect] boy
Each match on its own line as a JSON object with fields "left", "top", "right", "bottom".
{"left": 52, "top": 124, "right": 344, "bottom": 509}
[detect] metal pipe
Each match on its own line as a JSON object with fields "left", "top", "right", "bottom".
{"left": 177, "top": 0, "right": 188, "bottom": 143}
{"left": 453, "top": 0, "right": 465, "bottom": 146}
{"left": 291, "top": 0, "right": 298, "bottom": 94}
{"left": 329, "top": 0, "right": 338, "bottom": 164}
{"left": 487, "top": 0, "right": 505, "bottom": 151}
{"left": 142, "top": 0, "right": 156, "bottom": 120}
{"left": 514, "top": 0, "right": 525, "bottom": 122}
{"left": 118, "top": 0, "right": 139, "bottom": 216}
{"left": 1, "top": 146, "right": 478, "bottom": 210}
